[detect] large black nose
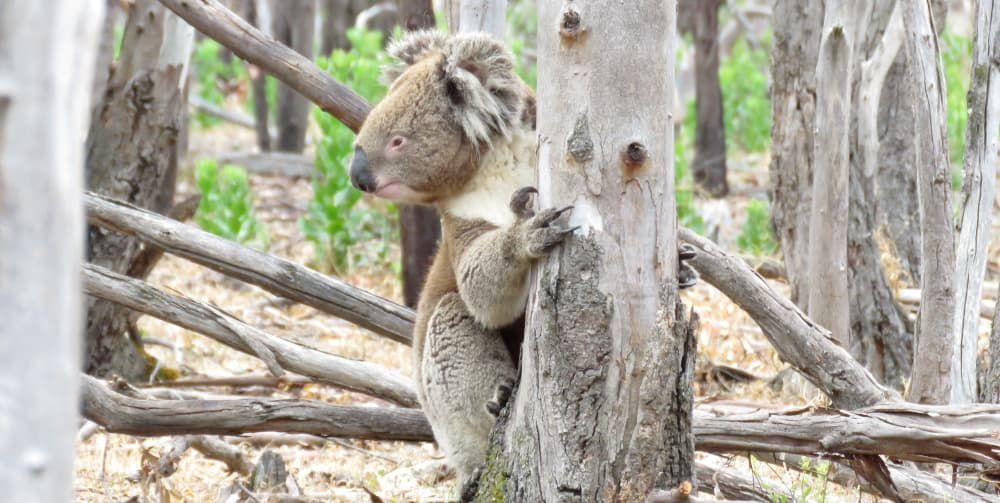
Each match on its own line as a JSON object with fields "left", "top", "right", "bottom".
{"left": 349, "top": 146, "right": 376, "bottom": 192}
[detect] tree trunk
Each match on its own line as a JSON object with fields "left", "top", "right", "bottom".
{"left": 690, "top": 0, "right": 728, "bottom": 197}
{"left": 904, "top": 0, "right": 955, "bottom": 405}
{"left": 248, "top": 0, "right": 272, "bottom": 151}
{"left": 85, "top": 0, "right": 194, "bottom": 379}
{"left": 966, "top": 0, "right": 1000, "bottom": 404}
{"left": 92, "top": 0, "right": 121, "bottom": 108}
{"left": 0, "top": 0, "right": 104, "bottom": 498}
{"left": 397, "top": 0, "right": 442, "bottom": 308}
{"left": 272, "top": 0, "right": 316, "bottom": 152}
{"left": 768, "top": 0, "right": 824, "bottom": 309}
{"left": 456, "top": 0, "right": 507, "bottom": 35}
{"left": 480, "top": 2, "right": 697, "bottom": 499}
{"left": 848, "top": 0, "right": 914, "bottom": 387}
{"left": 807, "top": 0, "right": 856, "bottom": 349}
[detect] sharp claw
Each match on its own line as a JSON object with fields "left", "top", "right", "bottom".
{"left": 555, "top": 205, "right": 574, "bottom": 217}
{"left": 560, "top": 226, "right": 580, "bottom": 236}
{"left": 679, "top": 246, "right": 697, "bottom": 261}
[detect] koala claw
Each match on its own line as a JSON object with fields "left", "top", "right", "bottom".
{"left": 486, "top": 379, "right": 515, "bottom": 417}
{"left": 509, "top": 186, "right": 538, "bottom": 220}
{"left": 459, "top": 466, "right": 484, "bottom": 503}
{"left": 678, "top": 244, "right": 698, "bottom": 290}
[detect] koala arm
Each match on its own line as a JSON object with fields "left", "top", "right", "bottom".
{"left": 452, "top": 188, "right": 573, "bottom": 329}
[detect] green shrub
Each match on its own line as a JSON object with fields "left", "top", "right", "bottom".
{"left": 507, "top": 1, "right": 538, "bottom": 88}
{"left": 941, "top": 31, "right": 972, "bottom": 164}
{"left": 675, "top": 130, "right": 705, "bottom": 234}
{"left": 301, "top": 28, "right": 399, "bottom": 274}
{"left": 190, "top": 38, "right": 249, "bottom": 127}
{"left": 737, "top": 198, "right": 777, "bottom": 255}
{"left": 194, "top": 159, "right": 269, "bottom": 249}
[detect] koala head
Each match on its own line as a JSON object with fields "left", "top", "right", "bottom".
{"left": 349, "top": 30, "right": 529, "bottom": 204}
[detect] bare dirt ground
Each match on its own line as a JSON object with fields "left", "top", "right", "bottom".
{"left": 74, "top": 124, "right": 992, "bottom": 502}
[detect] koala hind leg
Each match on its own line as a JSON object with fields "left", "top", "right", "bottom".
{"left": 421, "top": 292, "right": 516, "bottom": 493}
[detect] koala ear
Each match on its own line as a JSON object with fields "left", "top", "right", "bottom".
{"left": 443, "top": 33, "right": 524, "bottom": 146}
{"left": 382, "top": 30, "right": 448, "bottom": 84}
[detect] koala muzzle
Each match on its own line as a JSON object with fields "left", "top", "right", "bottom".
{"left": 349, "top": 146, "right": 377, "bottom": 193}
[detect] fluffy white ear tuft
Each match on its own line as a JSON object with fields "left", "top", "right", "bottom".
{"left": 443, "top": 33, "right": 523, "bottom": 147}
{"left": 381, "top": 29, "right": 448, "bottom": 84}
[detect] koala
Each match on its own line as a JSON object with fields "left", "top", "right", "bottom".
{"left": 348, "top": 30, "right": 698, "bottom": 497}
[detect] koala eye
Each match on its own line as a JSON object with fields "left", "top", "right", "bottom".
{"left": 388, "top": 135, "right": 407, "bottom": 151}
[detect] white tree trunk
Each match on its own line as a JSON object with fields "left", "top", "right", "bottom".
{"left": 955, "top": 0, "right": 1000, "bottom": 404}
{"left": 0, "top": 0, "right": 104, "bottom": 499}
{"left": 479, "top": 1, "right": 695, "bottom": 499}
{"left": 458, "top": 0, "right": 506, "bottom": 37}
{"left": 904, "top": 0, "right": 956, "bottom": 405}
{"left": 806, "top": 0, "right": 858, "bottom": 348}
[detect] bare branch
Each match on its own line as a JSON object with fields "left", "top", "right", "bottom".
{"left": 83, "top": 263, "right": 418, "bottom": 407}
{"left": 85, "top": 192, "right": 415, "bottom": 345}
{"left": 158, "top": 0, "right": 370, "bottom": 132}
{"left": 679, "top": 227, "right": 897, "bottom": 408}
{"left": 81, "top": 375, "right": 433, "bottom": 441}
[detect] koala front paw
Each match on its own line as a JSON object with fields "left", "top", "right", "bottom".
{"left": 485, "top": 378, "right": 515, "bottom": 417}
{"left": 678, "top": 243, "right": 698, "bottom": 289}
{"left": 510, "top": 187, "right": 577, "bottom": 259}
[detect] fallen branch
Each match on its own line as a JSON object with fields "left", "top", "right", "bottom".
{"left": 83, "top": 263, "right": 418, "bottom": 407}
{"left": 140, "top": 374, "right": 312, "bottom": 389}
{"left": 694, "top": 461, "right": 779, "bottom": 501}
{"left": 81, "top": 375, "right": 432, "bottom": 441}
{"left": 158, "top": 0, "right": 370, "bottom": 131}
{"left": 83, "top": 377, "right": 1000, "bottom": 467}
{"left": 752, "top": 452, "right": 995, "bottom": 503}
{"left": 85, "top": 192, "right": 415, "bottom": 345}
{"left": 215, "top": 151, "right": 316, "bottom": 178}
{"left": 679, "top": 227, "right": 897, "bottom": 409}
{"left": 190, "top": 95, "right": 258, "bottom": 130}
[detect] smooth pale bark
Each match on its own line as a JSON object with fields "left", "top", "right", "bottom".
{"left": 272, "top": 0, "right": 315, "bottom": 152}
{"left": 768, "top": 0, "right": 824, "bottom": 308}
{"left": 0, "top": 0, "right": 104, "bottom": 499}
{"left": 807, "top": 0, "right": 856, "bottom": 349}
{"left": 953, "top": 0, "right": 1000, "bottom": 404}
{"left": 481, "top": 2, "right": 696, "bottom": 500}
{"left": 457, "top": 0, "right": 506, "bottom": 36}
{"left": 904, "top": 0, "right": 956, "bottom": 405}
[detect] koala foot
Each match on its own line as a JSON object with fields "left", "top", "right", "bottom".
{"left": 458, "top": 466, "right": 484, "bottom": 503}
{"left": 509, "top": 186, "right": 538, "bottom": 220}
{"left": 678, "top": 243, "right": 698, "bottom": 289}
{"left": 485, "top": 378, "right": 515, "bottom": 417}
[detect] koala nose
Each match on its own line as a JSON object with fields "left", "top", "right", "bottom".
{"left": 349, "top": 146, "right": 376, "bottom": 193}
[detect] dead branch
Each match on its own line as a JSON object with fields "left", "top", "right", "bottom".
{"left": 189, "top": 436, "right": 254, "bottom": 476}
{"left": 679, "top": 227, "right": 897, "bottom": 409}
{"left": 189, "top": 95, "right": 258, "bottom": 130}
{"left": 85, "top": 192, "right": 415, "bottom": 345}
{"left": 84, "top": 375, "right": 1000, "bottom": 469}
{"left": 158, "top": 0, "right": 370, "bottom": 132}
{"left": 141, "top": 374, "right": 313, "bottom": 389}
{"left": 83, "top": 263, "right": 418, "bottom": 407}
{"left": 215, "top": 151, "right": 317, "bottom": 178}
{"left": 696, "top": 403, "right": 1000, "bottom": 465}
{"left": 752, "top": 451, "right": 996, "bottom": 503}
{"left": 81, "top": 375, "right": 432, "bottom": 441}
{"left": 694, "top": 461, "right": 779, "bottom": 501}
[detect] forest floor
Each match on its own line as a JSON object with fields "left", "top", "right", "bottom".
{"left": 73, "top": 123, "right": 994, "bottom": 503}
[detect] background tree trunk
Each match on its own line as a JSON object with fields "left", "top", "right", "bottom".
{"left": 768, "top": 0, "right": 824, "bottom": 309}
{"left": 690, "top": 0, "right": 728, "bottom": 197}
{"left": 397, "top": 0, "right": 441, "bottom": 308}
{"left": 848, "top": 0, "right": 914, "bottom": 387}
{"left": 807, "top": 0, "right": 855, "bottom": 348}
{"left": 904, "top": 0, "right": 955, "bottom": 405}
{"left": 248, "top": 0, "right": 272, "bottom": 152}
{"left": 958, "top": 0, "right": 1000, "bottom": 404}
{"left": 0, "top": 0, "right": 104, "bottom": 498}
{"left": 272, "top": 0, "right": 316, "bottom": 152}
{"left": 480, "top": 1, "right": 697, "bottom": 499}
{"left": 85, "top": 0, "right": 194, "bottom": 379}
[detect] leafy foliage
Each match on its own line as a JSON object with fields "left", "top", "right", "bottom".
{"left": 675, "top": 131, "right": 705, "bottom": 234}
{"left": 301, "top": 28, "right": 399, "bottom": 275}
{"left": 507, "top": 1, "right": 538, "bottom": 88}
{"left": 194, "top": 159, "right": 269, "bottom": 249}
{"left": 190, "top": 39, "right": 248, "bottom": 127}
{"left": 737, "top": 198, "right": 777, "bottom": 256}
{"left": 941, "top": 31, "right": 972, "bottom": 164}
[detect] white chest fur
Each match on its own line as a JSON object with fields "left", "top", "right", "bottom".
{"left": 439, "top": 132, "right": 536, "bottom": 227}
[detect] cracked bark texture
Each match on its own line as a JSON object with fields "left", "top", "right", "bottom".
{"left": 768, "top": 0, "right": 823, "bottom": 309}
{"left": 477, "top": 2, "right": 697, "bottom": 500}
{"left": 848, "top": 0, "right": 914, "bottom": 388}
{"left": 85, "top": 0, "right": 192, "bottom": 379}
